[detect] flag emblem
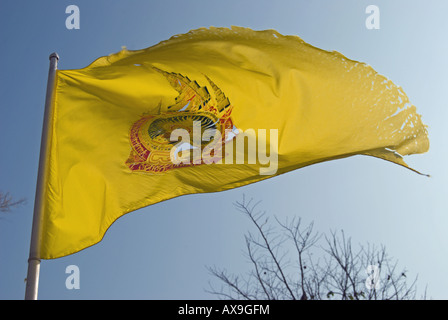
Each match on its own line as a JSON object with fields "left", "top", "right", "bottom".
{"left": 125, "top": 67, "right": 238, "bottom": 173}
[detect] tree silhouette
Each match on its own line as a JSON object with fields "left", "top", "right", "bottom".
{"left": 207, "top": 196, "right": 426, "bottom": 300}
{"left": 0, "top": 191, "right": 25, "bottom": 215}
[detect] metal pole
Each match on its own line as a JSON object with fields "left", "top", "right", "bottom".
{"left": 25, "top": 53, "right": 59, "bottom": 300}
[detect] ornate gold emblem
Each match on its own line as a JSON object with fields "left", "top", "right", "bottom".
{"left": 125, "top": 67, "right": 238, "bottom": 174}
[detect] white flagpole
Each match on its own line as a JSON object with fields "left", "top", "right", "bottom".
{"left": 25, "top": 52, "right": 59, "bottom": 300}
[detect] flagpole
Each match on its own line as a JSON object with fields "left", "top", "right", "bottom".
{"left": 25, "top": 52, "right": 59, "bottom": 300}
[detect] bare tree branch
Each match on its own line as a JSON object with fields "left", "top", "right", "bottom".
{"left": 0, "top": 191, "right": 25, "bottom": 214}
{"left": 234, "top": 196, "right": 297, "bottom": 300}
{"left": 207, "top": 196, "right": 426, "bottom": 300}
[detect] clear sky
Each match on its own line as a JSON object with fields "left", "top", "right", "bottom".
{"left": 0, "top": 0, "right": 446, "bottom": 299}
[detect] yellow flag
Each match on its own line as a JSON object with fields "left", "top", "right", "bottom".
{"left": 40, "top": 26, "right": 429, "bottom": 259}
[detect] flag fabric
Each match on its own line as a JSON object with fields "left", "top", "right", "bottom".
{"left": 39, "top": 26, "right": 429, "bottom": 259}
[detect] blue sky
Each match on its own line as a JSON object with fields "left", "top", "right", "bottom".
{"left": 0, "top": 0, "right": 447, "bottom": 299}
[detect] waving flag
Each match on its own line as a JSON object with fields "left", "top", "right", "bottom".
{"left": 37, "top": 26, "right": 428, "bottom": 259}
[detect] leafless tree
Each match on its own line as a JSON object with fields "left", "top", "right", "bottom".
{"left": 0, "top": 191, "right": 25, "bottom": 215}
{"left": 207, "top": 196, "right": 426, "bottom": 300}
